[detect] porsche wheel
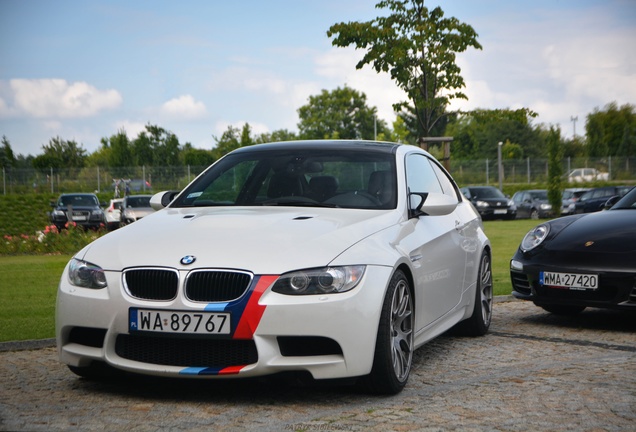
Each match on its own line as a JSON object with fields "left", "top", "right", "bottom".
{"left": 363, "top": 270, "right": 414, "bottom": 395}
{"left": 454, "top": 250, "right": 493, "bottom": 336}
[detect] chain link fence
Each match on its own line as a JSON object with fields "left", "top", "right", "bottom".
{"left": 3, "top": 157, "right": 635, "bottom": 195}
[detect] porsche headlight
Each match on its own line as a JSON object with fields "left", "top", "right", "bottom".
{"left": 272, "top": 265, "right": 366, "bottom": 295}
{"left": 521, "top": 224, "right": 550, "bottom": 252}
{"left": 68, "top": 258, "right": 107, "bottom": 289}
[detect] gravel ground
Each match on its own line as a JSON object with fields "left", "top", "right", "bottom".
{"left": 1, "top": 298, "right": 635, "bottom": 432}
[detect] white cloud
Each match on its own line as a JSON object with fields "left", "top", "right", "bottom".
{"left": 3, "top": 79, "right": 122, "bottom": 118}
{"left": 160, "top": 95, "right": 207, "bottom": 119}
{"left": 114, "top": 120, "right": 147, "bottom": 139}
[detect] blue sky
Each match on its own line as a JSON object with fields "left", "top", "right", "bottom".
{"left": 1, "top": 0, "right": 635, "bottom": 156}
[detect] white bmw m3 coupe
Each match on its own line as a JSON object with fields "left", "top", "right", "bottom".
{"left": 56, "top": 140, "right": 492, "bottom": 394}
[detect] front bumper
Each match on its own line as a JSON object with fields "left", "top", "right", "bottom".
{"left": 57, "top": 264, "right": 392, "bottom": 380}
{"left": 510, "top": 253, "right": 636, "bottom": 310}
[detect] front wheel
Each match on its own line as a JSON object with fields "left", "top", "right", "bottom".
{"left": 453, "top": 250, "right": 493, "bottom": 336}
{"left": 362, "top": 270, "right": 414, "bottom": 395}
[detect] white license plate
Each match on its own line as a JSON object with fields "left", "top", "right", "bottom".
{"left": 129, "top": 308, "right": 231, "bottom": 334}
{"left": 494, "top": 209, "right": 507, "bottom": 214}
{"left": 540, "top": 271, "right": 598, "bottom": 290}
{"left": 72, "top": 215, "right": 87, "bottom": 221}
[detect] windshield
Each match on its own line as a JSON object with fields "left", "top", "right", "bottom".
{"left": 611, "top": 187, "right": 636, "bottom": 210}
{"left": 172, "top": 148, "right": 396, "bottom": 210}
{"left": 470, "top": 187, "right": 505, "bottom": 199}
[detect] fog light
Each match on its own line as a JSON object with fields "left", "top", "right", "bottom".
{"left": 510, "top": 260, "right": 524, "bottom": 271}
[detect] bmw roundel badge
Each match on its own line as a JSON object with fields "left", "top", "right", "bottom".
{"left": 180, "top": 255, "right": 196, "bottom": 265}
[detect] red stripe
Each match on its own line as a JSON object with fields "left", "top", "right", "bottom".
{"left": 233, "top": 275, "right": 278, "bottom": 339}
{"left": 218, "top": 365, "right": 245, "bottom": 375}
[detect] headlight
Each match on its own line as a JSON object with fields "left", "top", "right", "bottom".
{"left": 272, "top": 265, "right": 365, "bottom": 295}
{"left": 68, "top": 258, "right": 107, "bottom": 289}
{"left": 476, "top": 200, "right": 489, "bottom": 208}
{"left": 540, "top": 203, "right": 552, "bottom": 210}
{"left": 520, "top": 224, "right": 550, "bottom": 252}
{"left": 53, "top": 210, "right": 65, "bottom": 217}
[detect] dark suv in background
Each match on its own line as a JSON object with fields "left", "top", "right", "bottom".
{"left": 50, "top": 193, "right": 106, "bottom": 230}
{"left": 460, "top": 186, "right": 517, "bottom": 220}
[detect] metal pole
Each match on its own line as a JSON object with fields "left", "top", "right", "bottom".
{"left": 3, "top": 167, "right": 5, "bottom": 195}
{"left": 97, "top": 166, "right": 100, "bottom": 193}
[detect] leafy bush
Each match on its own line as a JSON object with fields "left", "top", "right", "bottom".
{"left": 1, "top": 222, "right": 106, "bottom": 256}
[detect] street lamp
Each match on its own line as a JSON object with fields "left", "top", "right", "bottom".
{"left": 497, "top": 141, "right": 503, "bottom": 192}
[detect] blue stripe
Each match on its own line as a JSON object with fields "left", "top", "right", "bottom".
{"left": 179, "top": 367, "right": 223, "bottom": 376}
{"left": 204, "top": 303, "right": 228, "bottom": 312}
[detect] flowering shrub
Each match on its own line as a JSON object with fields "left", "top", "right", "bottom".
{"left": 0, "top": 222, "right": 107, "bottom": 256}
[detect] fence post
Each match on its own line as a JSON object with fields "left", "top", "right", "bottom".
{"left": 97, "top": 166, "right": 100, "bottom": 193}
{"left": 3, "top": 167, "right": 5, "bottom": 195}
{"left": 486, "top": 159, "right": 489, "bottom": 185}
{"left": 50, "top": 167, "right": 54, "bottom": 193}
{"left": 609, "top": 156, "right": 612, "bottom": 179}
{"left": 527, "top": 157, "right": 530, "bottom": 183}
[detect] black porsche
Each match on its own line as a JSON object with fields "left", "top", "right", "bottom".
{"left": 510, "top": 186, "right": 635, "bottom": 314}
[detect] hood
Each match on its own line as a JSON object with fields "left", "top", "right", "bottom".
{"left": 79, "top": 206, "right": 402, "bottom": 275}
{"left": 548, "top": 210, "right": 636, "bottom": 254}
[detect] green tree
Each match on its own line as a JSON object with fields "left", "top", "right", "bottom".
{"left": 181, "top": 143, "right": 215, "bottom": 167}
{"left": 132, "top": 124, "right": 182, "bottom": 166}
{"left": 546, "top": 126, "right": 564, "bottom": 217}
{"left": 32, "top": 137, "right": 87, "bottom": 170}
{"left": 212, "top": 123, "right": 256, "bottom": 159}
{"left": 328, "top": 0, "right": 482, "bottom": 141}
{"left": 105, "top": 130, "right": 134, "bottom": 167}
{"left": 255, "top": 129, "right": 298, "bottom": 144}
{"left": 585, "top": 102, "right": 636, "bottom": 157}
{"left": 445, "top": 108, "right": 540, "bottom": 160}
{"left": 0, "top": 135, "right": 16, "bottom": 168}
{"left": 297, "top": 86, "right": 386, "bottom": 140}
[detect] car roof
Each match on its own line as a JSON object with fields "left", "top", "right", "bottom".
{"left": 230, "top": 140, "right": 401, "bottom": 155}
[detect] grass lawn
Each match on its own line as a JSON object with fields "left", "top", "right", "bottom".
{"left": 0, "top": 255, "right": 70, "bottom": 342}
{"left": 483, "top": 219, "right": 539, "bottom": 296}
{"left": 0, "top": 219, "right": 541, "bottom": 342}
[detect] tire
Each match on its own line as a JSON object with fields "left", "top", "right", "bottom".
{"left": 362, "top": 270, "right": 414, "bottom": 395}
{"left": 539, "top": 304, "right": 586, "bottom": 315}
{"left": 530, "top": 209, "right": 539, "bottom": 219}
{"left": 453, "top": 250, "right": 493, "bottom": 336}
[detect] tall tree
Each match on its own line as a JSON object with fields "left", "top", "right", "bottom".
{"left": 132, "top": 124, "right": 182, "bottom": 166}
{"left": 32, "top": 137, "right": 87, "bottom": 170}
{"left": 585, "top": 102, "right": 635, "bottom": 157}
{"left": 297, "top": 86, "right": 386, "bottom": 140}
{"left": 328, "top": 0, "right": 482, "bottom": 141}
{"left": 0, "top": 135, "right": 15, "bottom": 168}
{"left": 546, "top": 126, "right": 564, "bottom": 217}
{"left": 106, "top": 129, "right": 134, "bottom": 167}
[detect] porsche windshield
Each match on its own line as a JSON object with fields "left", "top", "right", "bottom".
{"left": 172, "top": 148, "right": 397, "bottom": 209}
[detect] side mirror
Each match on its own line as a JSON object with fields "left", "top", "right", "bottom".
{"left": 409, "top": 192, "right": 458, "bottom": 217}
{"left": 150, "top": 190, "right": 181, "bottom": 210}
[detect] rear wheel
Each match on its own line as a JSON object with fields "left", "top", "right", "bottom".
{"left": 453, "top": 250, "right": 493, "bottom": 336}
{"left": 362, "top": 270, "right": 414, "bottom": 395}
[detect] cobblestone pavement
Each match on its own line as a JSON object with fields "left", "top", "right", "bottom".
{"left": 1, "top": 299, "right": 635, "bottom": 432}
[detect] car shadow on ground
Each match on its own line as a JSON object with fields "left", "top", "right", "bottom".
{"left": 519, "top": 307, "right": 636, "bottom": 333}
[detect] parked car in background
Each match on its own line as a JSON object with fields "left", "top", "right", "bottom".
{"left": 50, "top": 193, "right": 106, "bottom": 231}
{"left": 120, "top": 195, "right": 154, "bottom": 225}
{"left": 510, "top": 186, "right": 636, "bottom": 315}
{"left": 511, "top": 189, "right": 553, "bottom": 219}
{"left": 574, "top": 186, "right": 632, "bottom": 214}
{"left": 566, "top": 168, "right": 609, "bottom": 183}
{"left": 56, "top": 140, "right": 493, "bottom": 395}
{"left": 461, "top": 186, "right": 516, "bottom": 220}
{"left": 561, "top": 188, "right": 590, "bottom": 216}
{"left": 104, "top": 198, "right": 124, "bottom": 231}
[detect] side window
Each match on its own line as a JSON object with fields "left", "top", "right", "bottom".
{"left": 429, "top": 160, "right": 460, "bottom": 200}
{"left": 406, "top": 154, "right": 443, "bottom": 195}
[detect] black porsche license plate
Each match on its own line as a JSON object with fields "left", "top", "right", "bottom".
{"left": 540, "top": 271, "right": 598, "bottom": 290}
